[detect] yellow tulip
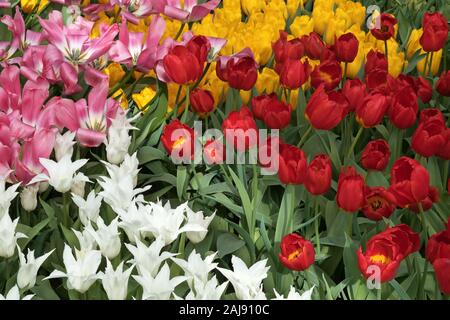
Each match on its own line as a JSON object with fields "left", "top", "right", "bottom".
{"left": 255, "top": 68, "right": 279, "bottom": 95}
{"left": 111, "top": 89, "right": 129, "bottom": 110}
{"left": 388, "top": 51, "right": 406, "bottom": 78}
{"left": 324, "top": 17, "right": 348, "bottom": 45}
{"left": 417, "top": 49, "right": 442, "bottom": 76}
{"left": 312, "top": 8, "right": 334, "bottom": 35}
{"left": 286, "top": 0, "right": 306, "bottom": 19}
{"left": 406, "top": 28, "right": 423, "bottom": 59}
{"left": 104, "top": 63, "right": 125, "bottom": 88}
{"left": 132, "top": 87, "right": 157, "bottom": 112}
{"left": 21, "top": 0, "right": 49, "bottom": 14}
{"left": 240, "top": 0, "right": 265, "bottom": 16}
{"left": 344, "top": 49, "right": 365, "bottom": 79}
{"left": 290, "top": 15, "right": 314, "bottom": 37}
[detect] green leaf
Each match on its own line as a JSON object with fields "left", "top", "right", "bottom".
{"left": 216, "top": 233, "right": 245, "bottom": 258}
{"left": 176, "top": 166, "right": 189, "bottom": 201}
{"left": 228, "top": 168, "right": 254, "bottom": 235}
{"left": 274, "top": 185, "right": 296, "bottom": 243}
{"left": 390, "top": 279, "right": 412, "bottom": 300}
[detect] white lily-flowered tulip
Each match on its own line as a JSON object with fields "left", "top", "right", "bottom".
{"left": 218, "top": 256, "right": 269, "bottom": 300}
{"left": 105, "top": 112, "right": 138, "bottom": 165}
{"left": 273, "top": 286, "right": 315, "bottom": 300}
{"left": 73, "top": 228, "right": 98, "bottom": 252}
{"left": 98, "top": 260, "right": 134, "bottom": 300}
{"left": 17, "top": 248, "right": 55, "bottom": 289}
{"left": 54, "top": 131, "right": 76, "bottom": 161}
{"left": 72, "top": 190, "right": 103, "bottom": 226}
{"left": 0, "top": 285, "right": 34, "bottom": 300}
{"left": 29, "top": 156, "right": 89, "bottom": 193}
{"left": 0, "top": 179, "right": 20, "bottom": 218}
{"left": 141, "top": 201, "right": 206, "bottom": 246}
{"left": 102, "top": 152, "right": 140, "bottom": 187}
{"left": 185, "top": 276, "right": 228, "bottom": 300}
{"left": 70, "top": 172, "right": 90, "bottom": 198}
{"left": 86, "top": 217, "right": 121, "bottom": 259}
{"left": 45, "top": 244, "right": 102, "bottom": 293}
{"left": 133, "top": 263, "right": 187, "bottom": 300}
{"left": 172, "top": 250, "right": 217, "bottom": 288}
{"left": 0, "top": 214, "right": 26, "bottom": 258}
{"left": 185, "top": 209, "right": 215, "bottom": 244}
{"left": 117, "top": 201, "right": 151, "bottom": 243}
{"left": 20, "top": 184, "right": 39, "bottom": 212}
{"left": 125, "top": 236, "right": 176, "bottom": 277}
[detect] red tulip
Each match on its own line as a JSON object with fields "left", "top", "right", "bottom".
{"left": 365, "top": 50, "right": 388, "bottom": 75}
{"left": 370, "top": 13, "right": 397, "bottom": 41}
{"left": 203, "top": 139, "right": 225, "bottom": 165}
{"left": 251, "top": 93, "right": 275, "bottom": 120}
{"left": 216, "top": 48, "right": 258, "bottom": 91}
{"left": 258, "top": 135, "right": 282, "bottom": 172}
{"left": 310, "top": 59, "right": 342, "bottom": 91}
{"left": 334, "top": 32, "right": 359, "bottom": 63}
{"left": 163, "top": 46, "right": 204, "bottom": 84}
{"left": 426, "top": 219, "right": 450, "bottom": 264}
{"left": 436, "top": 71, "right": 450, "bottom": 96}
{"left": 433, "top": 258, "right": 450, "bottom": 295}
{"left": 273, "top": 30, "right": 304, "bottom": 73}
{"left": 190, "top": 88, "right": 215, "bottom": 114}
{"left": 262, "top": 100, "right": 292, "bottom": 130}
{"left": 360, "top": 139, "right": 390, "bottom": 171}
{"left": 357, "top": 224, "right": 419, "bottom": 283}
{"left": 279, "top": 59, "right": 310, "bottom": 89}
{"left": 279, "top": 233, "right": 315, "bottom": 271}
{"left": 305, "top": 85, "right": 349, "bottom": 130}
{"left": 186, "top": 35, "right": 211, "bottom": 65}
{"left": 356, "top": 93, "right": 389, "bottom": 128}
{"left": 336, "top": 166, "right": 365, "bottom": 213}
{"left": 365, "top": 68, "right": 389, "bottom": 93}
{"left": 302, "top": 32, "right": 326, "bottom": 60}
{"left": 362, "top": 187, "right": 396, "bottom": 221}
{"left": 388, "top": 86, "right": 419, "bottom": 129}
{"left": 411, "top": 119, "right": 446, "bottom": 157}
{"left": 161, "top": 120, "right": 195, "bottom": 161}
{"left": 415, "top": 77, "right": 432, "bottom": 103}
{"left": 278, "top": 144, "right": 307, "bottom": 185}
{"left": 305, "top": 154, "right": 332, "bottom": 195}
{"left": 222, "top": 106, "right": 258, "bottom": 151}
{"left": 436, "top": 128, "right": 450, "bottom": 160}
{"left": 342, "top": 79, "right": 367, "bottom": 112}
{"left": 419, "top": 108, "right": 445, "bottom": 125}
{"left": 420, "top": 12, "right": 449, "bottom": 52}
{"left": 388, "top": 157, "right": 431, "bottom": 208}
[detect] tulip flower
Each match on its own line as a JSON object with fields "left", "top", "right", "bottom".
{"left": 420, "top": 108, "right": 446, "bottom": 124}
{"left": 411, "top": 119, "right": 446, "bottom": 157}
{"left": 388, "top": 157, "right": 431, "bottom": 208}
{"left": 163, "top": 0, "right": 221, "bottom": 23}
{"left": 203, "top": 139, "right": 225, "bottom": 165}
{"left": 409, "top": 187, "right": 440, "bottom": 213}
{"left": 217, "top": 255, "right": 269, "bottom": 300}
{"left": 0, "top": 213, "right": 26, "bottom": 258}
{"left": 436, "top": 128, "right": 450, "bottom": 160}
{"left": 305, "top": 154, "right": 332, "bottom": 195}
{"left": 365, "top": 50, "right": 388, "bottom": 75}
{"left": 20, "top": 185, "right": 39, "bottom": 212}
{"left": 45, "top": 244, "right": 102, "bottom": 293}
{"left": 252, "top": 94, "right": 291, "bottom": 129}
{"left": 0, "top": 179, "right": 20, "bottom": 218}
{"left": 433, "top": 259, "right": 450, "bottom": 295}
{"left": 387, "top": 86, "right": 419, "bottom": 129}
{"left": 360, "top": 139, "right": 391, "bottom": 171}
{"left": 356, "top": 93, "right": 389, "bottom": 128}
{"left": 161, "top": 46, "right": 204, "bottom": 85}
{"left": 436, "top": 71, "right": 450, "bottom": 96}
{"left": 54, "top": 131, "right": 76, "bottom": 161}
{"left": 278, "top": 144, "right": 308, "bottom": 185}
{"left": 357, "top": 224, "right": 419, "bottom": 283}
{"left": 98, "top": 260, "right": 134, "bottom": 300}
{"left": 334, "top": 32, "right": 359, "bottom": 63}
{"left": 161, "top": 120, "right": 195, "bottom": 161}
{"left": 302, "top": 32, "right": 326, "bottom": 60}
{"left": 305, "top": 85, "right": 349, "bottom": 130}
{"left": 362, "top": 187, "right": 396, "bottom": 221}
{"left": 184, "top": 275, "right": 228, "bottom": 300}
{"left": 189, "top": 88, "right": 215, "bottom": 115}
{"left": 342, "top": 79, "right": 366, "bottom": 112}
{"left": 222, "top": 106, "right": 258, "bottom": 151}
{"left": 310, "top": 59, "right": 342, "bottom": 90}
{"left": 17, "top": 248, "right": 54, "bottom": 290}
{"left": 134, "top": 263, "right": 188, "bottom": 300}
{"left": 172, "top": 250, "right": 218, "bottom": 288}
{"left": 1, "top": 7, "right": 42, "bottom": 51}
{"left": 109, "top": 16, "right": 166, "bottom": 72}
{"left": 336, "top": 167, "right": 365, "bottom": 213}
{"left": 216, "top": 48, "right": 258, "bottom": 91}
{"left": 279, "top": 233, "right": 315, "bottom": 271}
{"left": 415, "top": 76, "right": 432, "bottom": 103}
{"left": 420, "top": 12, "right": 449, "bottom": 52}
{"left": 111, "top": 0, "right": 165, "bottom": 24}
{"left": 86, "top": 217, "right": 121, "bottom": 260}
{"left": 272, "top": 30, "right": 304, "bottom": 73}
{"left": 365, "top": 68, "right": 389, "bottom": 93}
{"left": 0, "top": 285, "right": 34, "bottom": 300}
{"left": 426, "top": 220, "right": 450, "bottom": 293}
{"left": 72, "top": 190, "right": 102, "bottom": 227}
{"left": 185, "top": 208, "right": 215, "bottom": 244}
{"left": 279, "top": 58, "right": 311, "bottom": 90}
{"left": 370, "top": 13, "right": 397, "bottom": 41}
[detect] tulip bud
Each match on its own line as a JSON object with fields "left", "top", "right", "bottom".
{"left": 360, "top": 139, "right": 390, "bottom": 171}
{"left": 54, "top": 131, "right": 76, "bottom": 161}
{"left": 334, "top": 32, "right": 359, "bottom": 63}
{"left": 415, "top": 77, "right": 432, "bottom": 103}
{"left": 227, "top": 56, "right": 258, "bottom": 91}
{"left": 436, "top": 71, "right": 450, "bottom": 96}
{"left": 185, "top": 210, "right": 214, "bottom": 244}
{"left": 305, "top": 154, "right": 332, "bottom": 195}
{"left": 71, "top": 173, "right": 88, "bottom": 198}
{"left": 20, "top": 185, "right": 39, "bottom": 212}
{"left": 310, "top": 60, "right": 342, "bottom": 90}
{"left": 302, "top": 32, "right": 326, "bottom": 60}
{"left": 279, "top": 59, "right": 311, "bottom": 90}
{"left": 163, "top": 46, "right": 204, "bottom": 85}
{"left": 106, "top": 128, "right": 132, "bottom": 165}
{"left": 38, "top": 181, "right": 49, "bottom": 193}
{"left": 273, "top": 31, "right": 304, "bottom": 73}
{"left": 411, "top": 119, "right": 446, "bottom": 157}
{"left": 279, "top": 233, "right": 315, "bottom": 271}
{"left": 336, "top": 167, "right": 365, "bottom": 212}
{"left": 420, "top": 12, "right": 449, "bottom": 52}
{"left": 189, "top": 88, "right": 215, "bottom": 114}
{"left": 278, "top": 144, "right": 307, "bottom": 185}
{"left": 356, "top": 93, "right": 389, "bottom": 128}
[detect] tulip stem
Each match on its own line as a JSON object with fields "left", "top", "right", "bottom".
{"left": 418, "top": 260, "right": 429, "bottom": 299}
{"left": 181, "top": 86, "right": 190, "bottom": 123}
{"left": 172, "top": 85, "right": 183, "bottom": 119}
{"left": 346, "top": 126, "right": 364, "bottom": 161}
{"left": 174, "top": 23, "right": 186, "bottom": 40}
{"left": 62, "top": 192, "right": 70, "bottom": 227}
{"left": 297, "top": 125, "right": 313, "bottom": 148}
{"left": 418, "top": 203, "right": 428, "bottom": 239}
{"left": 428, "top": 52, "right": 434, "bottom": 77}
{"left": 313, "top": 198, "right": 321, "bottom": 254}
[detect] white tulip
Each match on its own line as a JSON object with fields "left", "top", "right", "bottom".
{"left": 72, "top": 190, "right": 102, "bottom": 226}
{"left": 29, "top": 156, "right": 89, "bottom": 193}
{"left": 73, "top": 228, "right": 97, "bottom": 252}
{"left": 185, "top": 276, "right": 228, "bottom": 300}
{"left": 45, "top": 244, "right": 101, "bottom": 293}
{"left": 0, "top": 214, "right": 26, "bottom": 258}
{"left": 70, "top": 172, "right": 90, "bottom": 198}
{"left": 273, "top": 286, "right": 315, "bottom": 300}
{"left": 116, "top": 201, "right": 151, "bottom": 243}
{"left": 125, "top": 236, "right": 176, "bottom": 277}
{"left": 0, "top": 179, "right": 20, "bottom": 218}
{"left": 0, "top": 285, "right": 34, "bottom": 300}
{"left": 185, "top": 209, "right": 215, "bottom": 244}
{"left": 20, "top": 185, "right": 39, "bottom": 212}
{"left": 105, "top": 112, "right": 138, "bottom": 165}
{"left": 217, "top": 256, "right": 269, "bottom": 300}
{"left": 98, "top": 260, "right": 134, "bottom": 300}
{"left": 171, "top": 250, "right": 217, "bottom": 288}
{"left": 17, "top": 248, "right": 54, "bottom": 289}
{"left": 133, "top": 263, "right": 187, "bottom": 300}
{"left": 54, "top": 131, "right": 76, "bottom": 161}
{"left": 86, "top": 217, "right": 121, "bottom": 260}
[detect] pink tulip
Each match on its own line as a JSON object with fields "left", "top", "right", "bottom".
{"left": 1, "top": 7, "right": 42, "bottom": 51}
{"left": 109, "top": 15, "right": 166, "bottom": 72}
{"left": 164, "top": 0, "right": 221, "bottom": 22}
{"left": 111, "top": 0, "right": 166, "bottom": 24}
